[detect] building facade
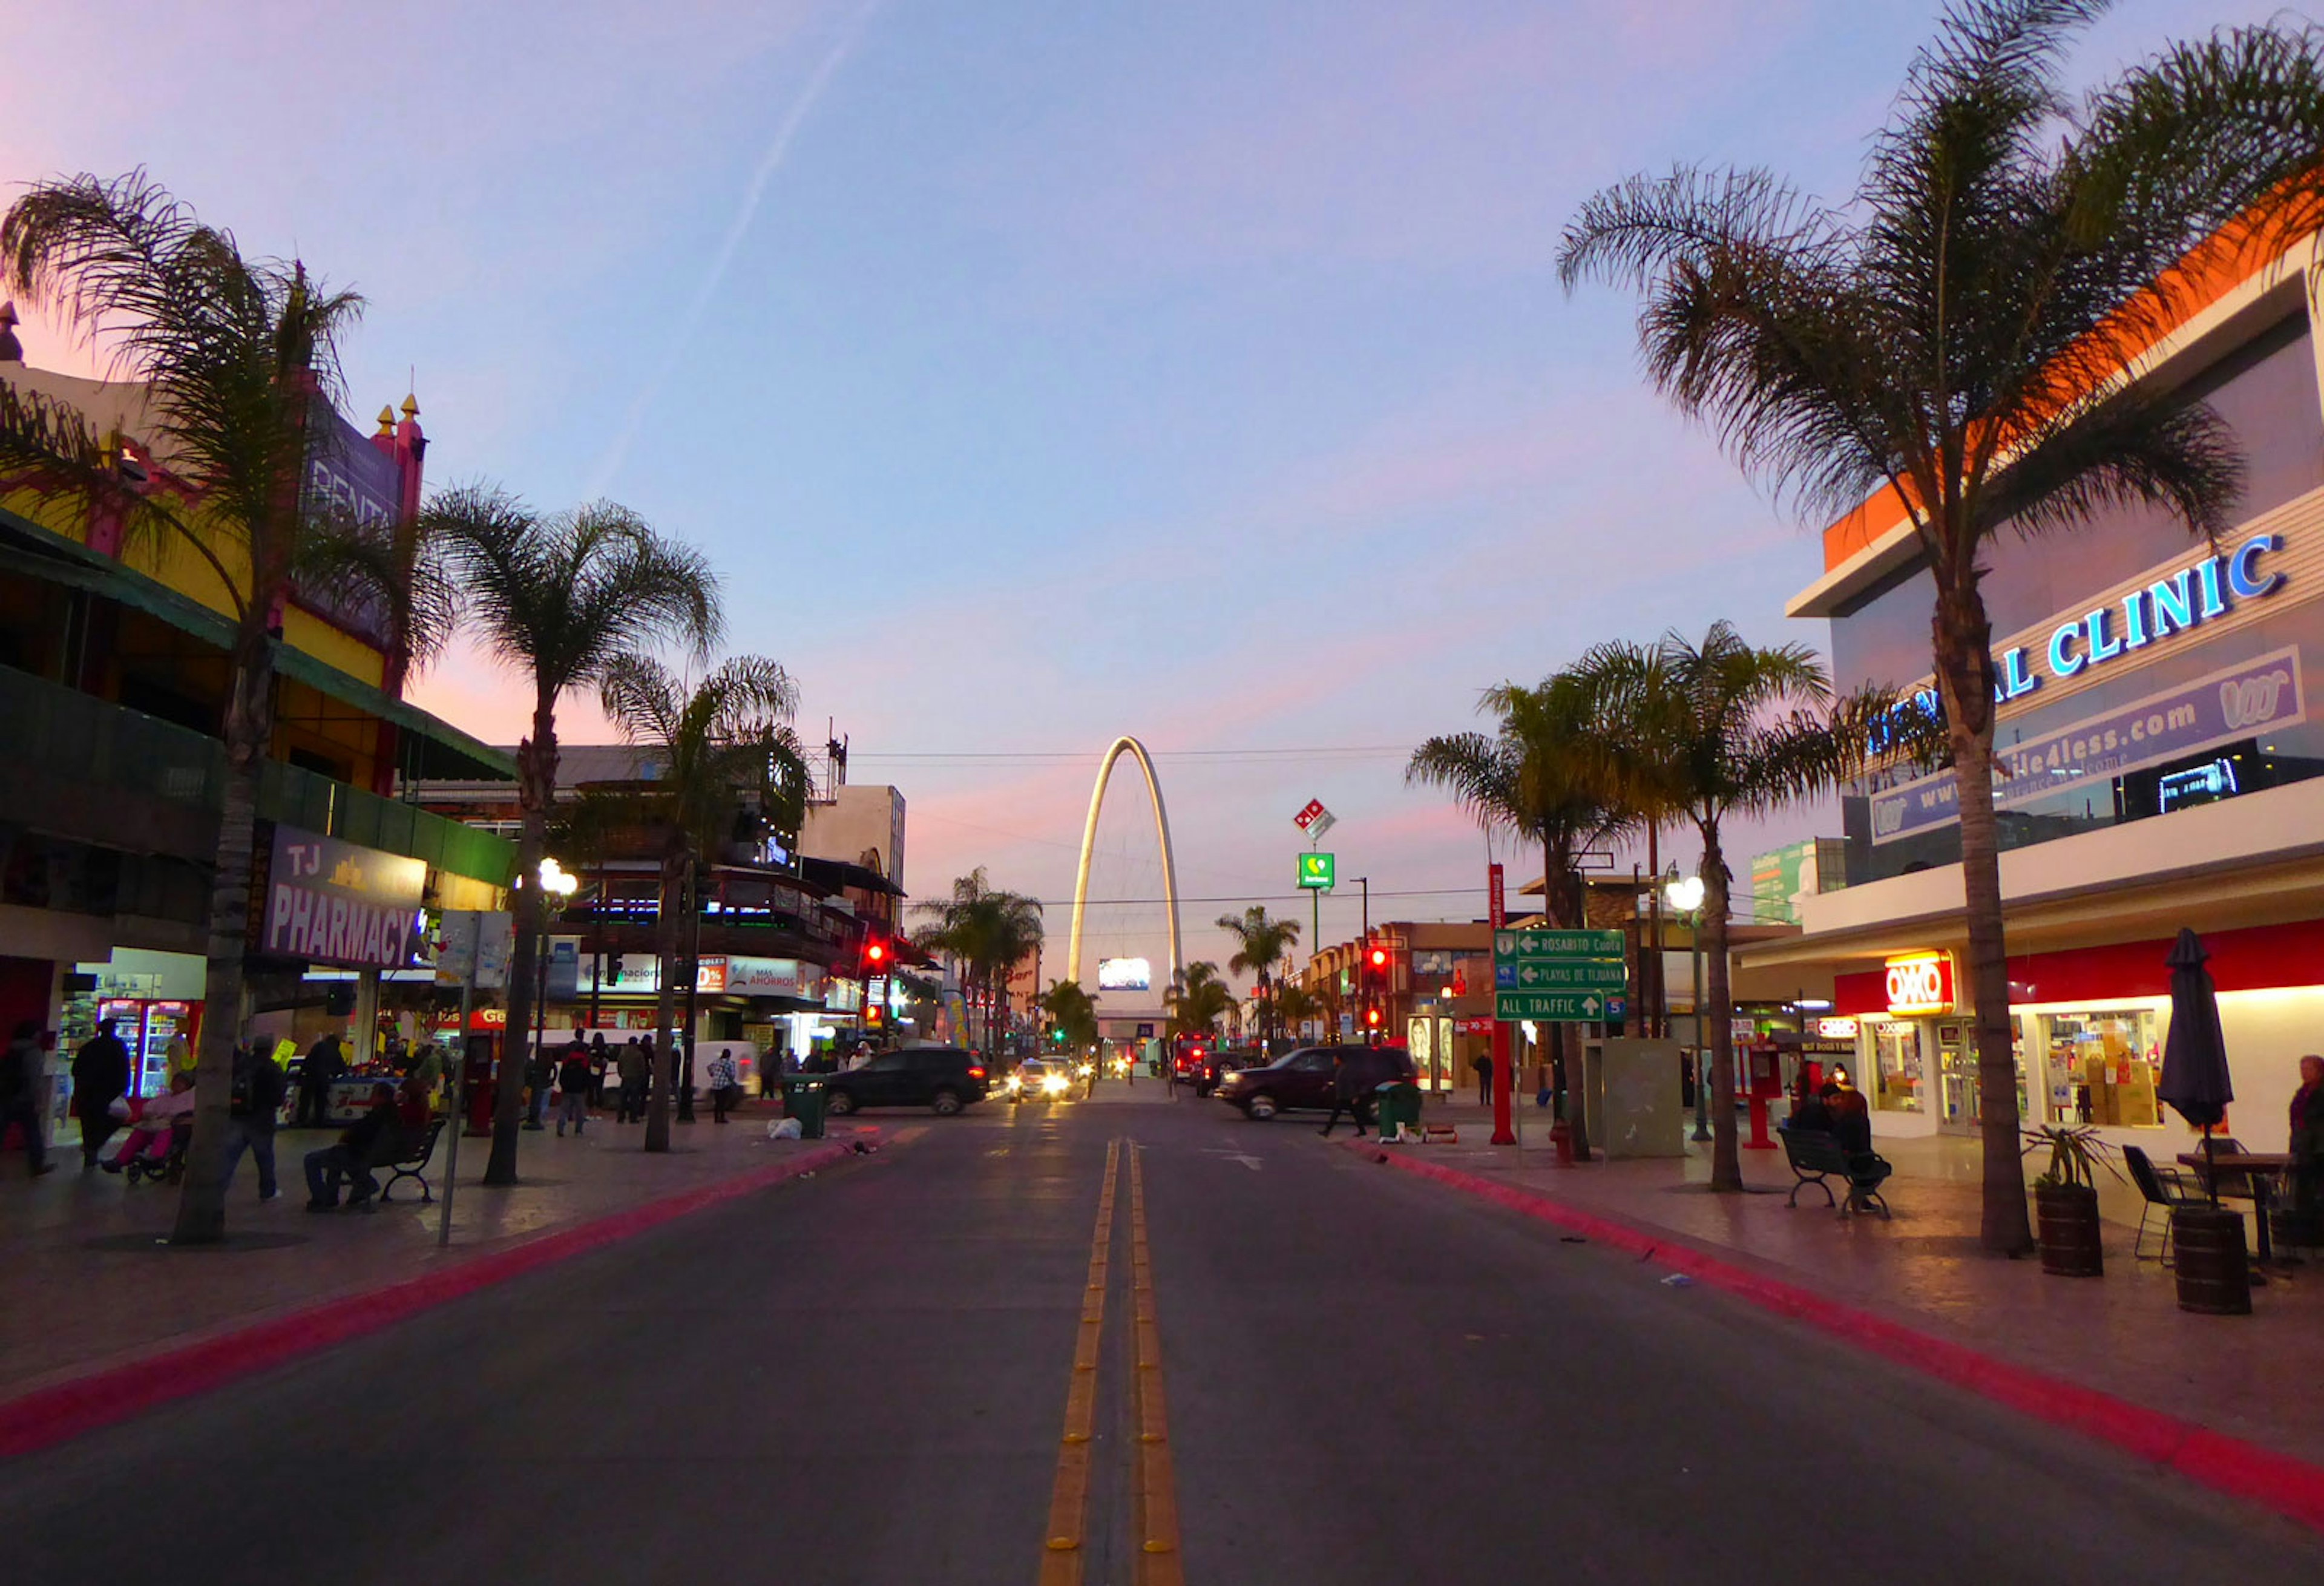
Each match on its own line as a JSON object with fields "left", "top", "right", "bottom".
{"left": 1740, "top": 229, "right": 2324, "bottom": 1147}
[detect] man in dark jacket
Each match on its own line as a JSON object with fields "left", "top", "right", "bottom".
{"left": 616, "top": 1038, "right": 649, "bottom": 1123}
{"left": 296, "top": 1032, "right": 346, "bottom": 1128}
{"left": 524, "top": 1045, "right": 553, "bottom": 1130}
{"left": 1319, "top": 1049, "right": 1377, "bottom": 1138}
{"left": 71, "top": 1017, "right": 133, "bottom": 1169}
{"left": 304, "top": 1083, "right": 402, "bottom": 1210}
{"left": 222, "top": 1040, "right": 287, "bottom": 1201}
{"left": 556, "top": 1044, "right": 593, "bottom": 1136}
{"left": 2, "top": 1018, "right": 56, "bottom": 1176}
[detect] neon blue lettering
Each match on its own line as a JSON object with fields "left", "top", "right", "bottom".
{"left": 2048, "top": 621, "right": 2085, "bottom": 678}
{"left": 2195, "top": 555, "right": 2227, "bottom": 618}
{"left": 2228, "top": 532, "right": 2283, "bottom": 598}
{"left": 2084, "top": 608, "right": 2122, "bottom": 664}
{"left": 2119, "top": 589, "right": 2148, "bottom": 650}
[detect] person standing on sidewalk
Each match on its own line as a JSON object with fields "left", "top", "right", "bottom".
{"left": 220, "top": 1038, "right": 286, "bottom": 1201}
{"left": 616, "top": 1037, "right": 648, "bottom": 1124}
{"left": 2, "top": 1019, "right": 56, "bottom": 1176}
{"left": 556, "top": 1043, "right": 592, "bottom": 1136}
{"left": 295, "top": 1031, "right": 344, "bottom": 1129}
{"left": 588, "top": 1032, "right": 609, "bottom": 1104}
{"left": 1472, "top": 1052, "right": 1492, "bottom": 1107}
{"left": 71, "top": 1017, "right": 132, "bottom": 1170}
{"left": 523, "top": 1044, "right": 553, "bottom": 1131}
{"left": 706, "top": 1047, "right": 739, "bottom": 1123}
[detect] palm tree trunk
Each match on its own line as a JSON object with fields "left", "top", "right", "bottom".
{"left": 1934, "top": 582, "right": 2035, "bottom": 1254}
{"left": 1700, "top": 823, "right": 1742, "bottom": 1192}
{"left": 172, "top": 628, "right": 275, "bottom": 1244}
{"left": 644, "top": 851, "right": 683, "bottom": 1152}
{"left": 487, "top": 694, "right": 556, "bottom": 1185}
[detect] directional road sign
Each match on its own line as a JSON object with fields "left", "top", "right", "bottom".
{"left": 1296, "top": 851, "right": 1336, "bottom": 890}
{"left": 1492, "top": 927, "right": 1625, "bottom": 1022}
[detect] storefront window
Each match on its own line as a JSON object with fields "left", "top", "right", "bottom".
{"left": 1870, "top": 1020, "right": 1922, "bottom": 1113}
{"left": 2040, "top": 1009, "right": 2162, "bottom": 1128}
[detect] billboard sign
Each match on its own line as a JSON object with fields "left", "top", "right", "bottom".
{"left": 1296, "top": 852, "right": 1336, "bottom": 890}
{"left": 264, "top": 825, "right": 427, "bottom": 970}
{"left": 1097, "top": 957, "right": 1152, "bottom": 992}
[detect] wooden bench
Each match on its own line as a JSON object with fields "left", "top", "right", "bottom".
{"left": 379, "top": 1119, "right": 447, "bottom": 1205}
{"left": 1780, "top": 1125, "right": 1894, "bottom": 1219}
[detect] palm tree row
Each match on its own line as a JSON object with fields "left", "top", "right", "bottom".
{"left": 1410, "top": 623, "right": 1892, "bottom": 1189}
{"left": 914, "top": 868, "right": 1044, "bottom": 1054}
{"left": 1558, "top": 0, "right": 2324, "bottom": 1250}
{"left": 0, "top": 171, "right": 803, "bottom": 1233}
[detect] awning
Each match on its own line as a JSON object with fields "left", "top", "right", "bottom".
{"left": 0, "top": 504, "right": 514, "bottom": 781}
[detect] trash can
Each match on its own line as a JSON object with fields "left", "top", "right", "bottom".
{"left": 1374, "top": 1080, "right": 1422, "bottom": 1142}
{"left": 781, "top": 1077, "right": 828, "bottom": 1140}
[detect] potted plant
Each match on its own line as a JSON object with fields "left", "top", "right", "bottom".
{"left": 2023, "top": 1125, "right": 2118, "bottom": 1276}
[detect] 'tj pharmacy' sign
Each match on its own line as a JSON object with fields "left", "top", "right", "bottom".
{"left": 261, "top": 826, "right": 427, "bottom": 971}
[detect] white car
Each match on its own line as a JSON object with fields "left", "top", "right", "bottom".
{"left": 1008, "top": 1059, "right": 1075, "bottom": 1102}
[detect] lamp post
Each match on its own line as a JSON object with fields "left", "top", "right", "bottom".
{"left": 1664, "top": 870, "right": 1709, "bottom": 1143}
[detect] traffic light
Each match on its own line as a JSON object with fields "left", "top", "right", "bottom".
{"left": 1367, "top": 942, "right": 1390, "bottom": 977}
{"left": 860, "top": 936, "right": 888, "bottom": 974}
{"left": 1052, "top": 1026, "right": 1067, "bottom": 1044}
{"left": 1365, "top": 1007, "right": 1382, "bottom": 1029}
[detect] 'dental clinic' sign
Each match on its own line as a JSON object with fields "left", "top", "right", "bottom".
{"left": 1869, "top": 533, "right": 2299, "bottom": 844}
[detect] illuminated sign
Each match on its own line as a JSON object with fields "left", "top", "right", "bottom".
{"left": 1883, "top": 953, "right": 1955, "bottom": 1015}
{"left": 1816, "top": 1017, "right": 1860, "bottom": 1040}
{"left": 1097, "top": 957, "right": 1152, "bottom": 992}
{"left": 262, "top": 827, "right": 426, "bottom": 971}
{"left": 1297, "top": 852, "right": 1336, "bottom": 890}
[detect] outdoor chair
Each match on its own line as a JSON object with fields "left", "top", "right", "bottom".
{"left": 2124, "top": 1145, "right": 2204, "bottom": 1263}
{"left": 2186, "top": 1136, "right": 2256, "bottom": 1200}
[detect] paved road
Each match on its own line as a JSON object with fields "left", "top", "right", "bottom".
{"left": 16, "top": 1098, "right": 2323, "bottom": 1582}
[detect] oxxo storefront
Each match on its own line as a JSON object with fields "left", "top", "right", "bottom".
{"left": 1745, "top": 249, "right": 2324, "bottom": 1153}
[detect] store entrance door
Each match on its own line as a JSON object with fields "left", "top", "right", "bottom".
{"left": 1937, "top": 1025, "right": 1977, "bottom": 1136}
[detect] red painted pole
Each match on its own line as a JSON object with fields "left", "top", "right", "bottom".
{"left": 1489, "top": 863, "right": 1514, "bottom": 1145}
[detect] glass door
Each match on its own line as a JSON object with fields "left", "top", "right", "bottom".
{"left": 1937, "top": 1022, "right": 1976, "bottom": 1135}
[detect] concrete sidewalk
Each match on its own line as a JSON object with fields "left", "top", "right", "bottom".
{"left": 0, "top": 1101, "right": 888, "bottom": 1404}
{"left": 1352, "top": 1109, "right": 2324, "bottom": 1475}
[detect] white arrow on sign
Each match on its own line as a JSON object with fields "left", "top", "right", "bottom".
{"left": 1583, "top": 995, "right": 1601, "bottom": 1015}
{"left": 1520, "top": 963, "right": 1539, "bottom": 985}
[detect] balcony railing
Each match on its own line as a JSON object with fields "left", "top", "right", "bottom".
{"left": 2, "top": 663, "right": 514, "bottom": 886}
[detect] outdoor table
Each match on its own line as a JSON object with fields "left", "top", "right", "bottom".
{"left": 2177, "top": 1151, "right": 2294, "bottom": 1264}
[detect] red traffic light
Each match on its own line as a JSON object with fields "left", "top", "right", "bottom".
{"left": 862, "top": 937, "right": 888, "bottom": 967}
{"left": 1367, "top": 945, "right": 1389, "bottom": 971}
{"left": 1365, "top": 1007, "right": 1383, "bottom": 1026}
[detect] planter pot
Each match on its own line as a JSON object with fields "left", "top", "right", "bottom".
{"left": 2171, "top": 1205, "right": 2252, "bottom": 1315}
{"left": 2034, "top": 1183, "right": 2104, "bottom": 1277}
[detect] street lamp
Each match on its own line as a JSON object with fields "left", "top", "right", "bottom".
{"left": 1664, "top": 870, "right": 1709, "bottom": 1142}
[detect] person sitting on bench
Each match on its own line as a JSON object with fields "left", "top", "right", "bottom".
{"left": 1827, "top": 1080, "right": 1874, "bottom": 1155}
{"left": 304, "top": 1083, "right": 402, "bottom": 1211}
{"left": 1787, "top": 1079, "right": 1834, "bottom": 1135}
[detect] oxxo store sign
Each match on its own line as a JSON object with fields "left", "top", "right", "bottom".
{"left": 1883, "top": 952, "right": 1956, "bottom": 1016}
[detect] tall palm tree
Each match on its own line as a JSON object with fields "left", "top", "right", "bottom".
{"left": 1577, "top": 624, "right": 1888, "bottom": 1193}
{"left": 0, "top": 172, "right": 453, "bottom": 1243}
{"left": 1273, "top": 981, "right": 1322, "bottom": 1042}
{"left": 594, "top": 654, "right": 806, "bottom": 1152}
{"left": 1409, "top": 671, "right": 1633, "bottom": 1154}
{"left": 421, "top": 485, "right": 719, "bottom": 1182}
{"left": 1559, "top": 2, "right": 2324, "bottom": 1249}
{"left": 1214, "top": 906, "right": 1300, "bottom": 1049}
{"left": 916, "top": 868, "right": 1044, "bottom": 1054}
{"left": 1165, "top": 962, "right": 1235, "bottom": 1040}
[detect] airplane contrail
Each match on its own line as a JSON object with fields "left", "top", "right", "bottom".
{"left": 587, "top": 0, "right": 882, "bottom": 496}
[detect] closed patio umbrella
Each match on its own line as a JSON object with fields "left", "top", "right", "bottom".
{"left": 2156, "top": 928, "right": 2233, "bottom": 1206}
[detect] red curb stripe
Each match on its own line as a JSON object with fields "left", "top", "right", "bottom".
{"left": 1344, "top": 1141, "right": 2324, "bottom": 1535}
{"left": 0, "top": 1139, "right": 856, "bottom": 1458}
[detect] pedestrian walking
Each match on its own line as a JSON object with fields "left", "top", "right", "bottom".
{"left": 1318, "top": 1050, "right": 1371, "bottom": 1138}
{"left": 556, "top": 1044, "right": 592, "bottom": 1136}
{"left": 295, "top": 1031, "right": 345, "bottom": 1129}
{"left": 2, "top": 1018, "right": 56, "bottom": 1176}
{"left": 220, "top": 1039, "right": 286, "bottom": 1201}
{"left": 71, "top": 1017, "right": 133, "bottom": 1169}
{"left": 616, "top": 1037, "right": 648, "bottom": 1123}
{"left": 523, "top": 1044, "right": 553, "bottom": 1130}
{"left": 706, "top": 1048, "right": 740, "bottom": 1123}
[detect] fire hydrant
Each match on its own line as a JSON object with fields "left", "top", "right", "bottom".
{"left": 1549, "top": 1117, "right": 1574, "bottom": 1166}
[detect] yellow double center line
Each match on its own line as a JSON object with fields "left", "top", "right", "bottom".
{"left": 1039, "top": 1139, "right": 1183, "bottom": 1585}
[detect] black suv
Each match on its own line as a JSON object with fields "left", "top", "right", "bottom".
{"left": 1213, "top": 1044, "right": 1414, "bottom": 1119}
{"left": 820, "top": 1047, "right": 990, "bottom": 1116}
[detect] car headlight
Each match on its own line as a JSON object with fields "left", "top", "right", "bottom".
{"left": 1005, "top": 1075, "right": 1022, "bottom": 1091}
{"left": 1043, "top": 1074, "right": 1068, "bottom": 1095}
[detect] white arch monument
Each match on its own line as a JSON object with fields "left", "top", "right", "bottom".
{"left": 1065, "top": 735, "right": 1183, "bottom": 991}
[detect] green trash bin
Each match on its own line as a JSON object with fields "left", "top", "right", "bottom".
{"left": 781, "top": 1077, "right": 828, "bottom": 1140}
{"left": 1374, "top": 1080, "right": 1422, "bottom": 1142}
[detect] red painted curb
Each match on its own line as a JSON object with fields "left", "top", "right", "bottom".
{"left": 0, "top": 1138, "right": 858, "bottom": 1458}
{"left": 1343, "top": 1140, "right": 2324, "bottom": 1535}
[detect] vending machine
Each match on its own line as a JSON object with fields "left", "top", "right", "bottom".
{"left": 96, "top": 997, "right": 202, "bottom": 1098}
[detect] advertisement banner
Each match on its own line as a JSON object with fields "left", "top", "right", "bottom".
{"left": 547, "top": 937, "right": 581, "bottom": 1000}
{"left": 263, "top": 825, "right": 427, "bottom": 970}
{"left": 1869, "top": 646, "right": 2304, "bottom": 844}
{"left": 434, "top": 910, "right": 514, "bottom": 989}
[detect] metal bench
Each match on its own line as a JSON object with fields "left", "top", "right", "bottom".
{"left": 1780, "top": 1125, "right": 1894, "bottom": 1219}
{"left": 379, "top": 1119, "right": 447, "bottom": 1204}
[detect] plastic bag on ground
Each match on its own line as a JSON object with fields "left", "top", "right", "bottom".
{"left": 768, "top": 1118, "right": 803, "bottom": 1140}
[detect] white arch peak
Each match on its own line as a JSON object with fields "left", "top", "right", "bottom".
{"left": 1066, "top": 735, "right": 1183, "bottom": 992}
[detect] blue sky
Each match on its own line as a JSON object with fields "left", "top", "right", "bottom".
{"left": 1, "top": 0, "right": 2283, "bottom": 1001}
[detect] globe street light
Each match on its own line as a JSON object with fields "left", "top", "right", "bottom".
{"left": 1664, "top": 871, "right": 1709, "bottom": 1142}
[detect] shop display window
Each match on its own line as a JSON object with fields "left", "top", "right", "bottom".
{"left": 1870, "top": 1020, "right": 1922, "bottom": 1113}
{"left": 2040, "top": 1009, "right": 2161, "bottom": 1128}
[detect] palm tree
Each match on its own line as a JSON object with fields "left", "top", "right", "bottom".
{"left": 1214, "top": 906, "right": 1300, "bottom": 1049}
{"left": 1165, "top": 962, "right": 1235, "bottom": 1040}
{"left": 916, "top": 869, "right": 1044, "bottom": 1054}
{"left": 1409, "top": 671, "right": 1633, "bottom": 1154}
{"left": 1558, "top": 3, "right": 2324, "bottom": 1248}
{"left": 592, "top": 654, "right": 806, "bottom": 1152}
{"left": 0, "top": 172, "right": 453, "bottom": 1243}
{"left": 1576, "top": 624, "right": 1888, "bottom": 1193}
{"left": 1040, "top": 978, "right": 1100, "bottom": 1055}
{"left": 421, "top": 486, "right": 719, "bottom": 1182}
{"left": 1273, "top": 982, "right": 1322, "bottom": 1042}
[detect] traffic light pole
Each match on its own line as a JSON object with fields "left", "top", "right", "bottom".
{"left": 1488, "top": 861, "right": 1514, "bottom": 1145}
